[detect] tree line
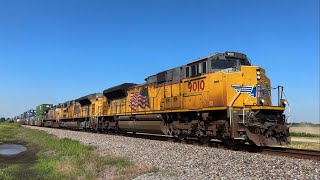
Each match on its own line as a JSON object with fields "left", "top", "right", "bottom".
{"left": 0, "top": 117, "right": 11, "bottom": 122}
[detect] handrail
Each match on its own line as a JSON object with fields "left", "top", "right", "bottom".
{"left": 282, "top": 90, "right": 291, "bottom": 125}
{"left": 229, "top": 91, "right": 242, "bottom": 130}
{"left": 242, "top": 94, "right": 251, "bottom": 124}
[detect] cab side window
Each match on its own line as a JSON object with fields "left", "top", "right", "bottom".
{"left": 191, "top": 65, "right": 196, "bottom": 76}
{"left": 191, "top": 64, "right": 199, "bottom": 76}
{"left": 186, "top": 67, "right": 190, "bottom": 77}
{"left": 202, "top": 62, "right": 207, "bottom": 73}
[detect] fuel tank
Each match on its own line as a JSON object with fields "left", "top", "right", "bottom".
{"left": 117, "top": 114, "right": 164, "bottom": 134}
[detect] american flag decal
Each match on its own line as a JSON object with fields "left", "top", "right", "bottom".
{"left": 129, "top": 87, "right": 150, "bottom": 111}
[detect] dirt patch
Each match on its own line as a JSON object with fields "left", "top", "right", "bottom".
{"left": 290, "top": 126, "right": 320, "bottom": 135}
{"left": 43, "top": 150, "right": 57, "bottom": 157}
{"left": 56, "top": 160, "right": 77, "bottom": 174}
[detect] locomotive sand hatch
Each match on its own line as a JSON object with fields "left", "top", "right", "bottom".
{"left": 21, "top": 52, "right": 291, "bottom": 147}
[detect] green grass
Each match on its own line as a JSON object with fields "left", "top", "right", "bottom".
{"left": 290, "top": 132, "right": 320, "bottom": 138}
{"left": 0, "top": 165, "right": 23, "bottom": 180}
{"left": 0, "top": 123, "right": 20, "bottom": 141}
{"left": 0, "top": 123, "right": 157, "bottom": 180}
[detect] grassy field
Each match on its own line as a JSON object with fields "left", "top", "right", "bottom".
{"left": 0, "top": 123, "right": 158, "bottom": 180}
{"left": 287, "top": 124, "right": 320, "bottom": 150}
{"left": 290, "top": 126, "right": 320, "bottom": 135}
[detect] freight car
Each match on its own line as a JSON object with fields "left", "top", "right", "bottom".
{"left": 25, "top": 109, "right": 36, "bottom": 125}
{"left": 22, "top": 52, "right": 291, "bottom": 146}
{"left": 20, "top": 112, "right": 27, "bottom": 125}
{"left": 36, "top": 104, "right": 53, "bottom": 126}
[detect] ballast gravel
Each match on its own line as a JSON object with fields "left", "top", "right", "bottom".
{"left": 25, "top": 126, "right": 320, "bottom": 179}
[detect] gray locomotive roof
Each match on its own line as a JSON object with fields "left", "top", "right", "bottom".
{"left": 75, "top": 93, "right": 103, "bottom": 102}
{"left": 103, "top": 83, "right": 137, "bottom": 101}
{"left": 103, "top": 83, "right": 137, "bottom": 95}
{"left": 145, "top": 52, "right": 248, "bottom": 79}
{"left": 187, "top": 52, "right": 247, "bottom": 65}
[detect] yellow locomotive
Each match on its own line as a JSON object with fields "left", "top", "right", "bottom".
{"left": 43, "top": 52, "right": 290, "bottom": 146}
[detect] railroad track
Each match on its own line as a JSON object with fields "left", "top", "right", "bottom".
{"left": 260, "top": 146, "right": 320, "bottom": 161}
{"left": 24, "top": 125, "right": 320, "bottom": 161}
{"left": 121, "top": 133, "right": 320, "bottom": 161}
{"left": 89, "top": 132, "right": 320, "bottom": 161}
{"left": 168, "top": 138, "right": 320, "bottom": 161}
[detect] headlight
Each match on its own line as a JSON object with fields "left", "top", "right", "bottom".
{"left": 280, "top": 99, "right": 288, "bottom": 107}
{"left": 257, "top": 69, "right": 261, "bottom": 80}
{"left": 261, "top": 99, "right": 265, "bottom": 104}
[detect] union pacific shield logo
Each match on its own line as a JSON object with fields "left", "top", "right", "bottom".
{"left": 232, "top": 85, "right": 257, "bottom": 98}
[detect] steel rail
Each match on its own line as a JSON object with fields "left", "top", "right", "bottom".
{"left": 260, "top": 146, "right": 320, "bottom": 161}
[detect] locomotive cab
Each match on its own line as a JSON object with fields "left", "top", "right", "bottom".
{"left": 222, "top": 58, "right": 290, "bottom": 146}
{"left": 210, "top": 52, "right": 251, "bottom": 73}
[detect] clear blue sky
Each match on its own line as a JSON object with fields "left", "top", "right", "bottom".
{"left": 0, "top": 0, "right": 319, "bottom": 123}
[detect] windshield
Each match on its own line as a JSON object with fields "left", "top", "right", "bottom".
{"left": 239, "top": 59, "right": 250, "bottom": 66}
{"left": 211, "top": 59, "right": 237, "bottom": 70}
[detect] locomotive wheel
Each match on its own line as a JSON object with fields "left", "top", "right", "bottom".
{"left": 198, "top": 136, "right": 211, "bottom": 143}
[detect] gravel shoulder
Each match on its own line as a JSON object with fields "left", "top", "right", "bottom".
{"left": 24, "top": 126, "right": 320, "bottom": 180}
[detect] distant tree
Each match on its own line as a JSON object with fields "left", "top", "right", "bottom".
{"left": 0, "top": 117, "right": 5, "bottom": 122}
{"left": 6, "top": 118, "right": 10, "bottom": 121}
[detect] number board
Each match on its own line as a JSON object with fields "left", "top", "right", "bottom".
{"left": 186, "top": 79, "right": 206, "bottom": 93}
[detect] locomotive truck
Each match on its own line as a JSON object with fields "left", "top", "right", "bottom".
{"left": 22, "top": 52, "right": 291, "bottom": 146}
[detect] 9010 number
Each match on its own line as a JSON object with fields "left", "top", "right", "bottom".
{"left": 188, "top": 80, "right": 205, "bottom": 92}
